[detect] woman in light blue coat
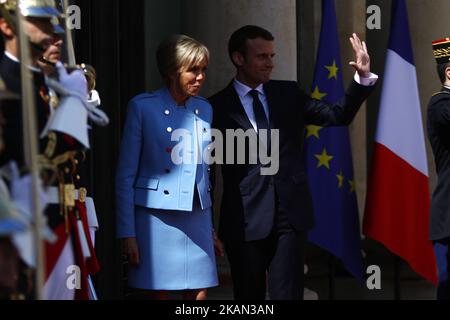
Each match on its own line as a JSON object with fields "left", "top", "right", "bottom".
{"left": 116, "top": 35, "right": 222, "bottom": 300}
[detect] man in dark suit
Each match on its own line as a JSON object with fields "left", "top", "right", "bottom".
{"left": 209, "top": 25, "right": 377, "bottom": 300}
{"left": 427, "top": 37, "right": 450, "bottom": 300}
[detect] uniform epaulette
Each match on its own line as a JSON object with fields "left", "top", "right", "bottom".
{"left": 432, "top": 91, "right": 450, "bottom": 98}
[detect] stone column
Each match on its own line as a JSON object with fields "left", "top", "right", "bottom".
{"left": 144, "top": 0, "right": 182, "bottom": 90}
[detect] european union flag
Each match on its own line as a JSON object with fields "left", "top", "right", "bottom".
{"left": 304, "top": 0, "right": 364, "bottom": 280}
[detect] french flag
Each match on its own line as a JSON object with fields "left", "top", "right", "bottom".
{"left": 363, "top": 0, "right": 438, "bottom": 285}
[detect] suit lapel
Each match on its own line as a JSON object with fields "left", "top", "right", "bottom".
{"left": 263, "top": 81, "right": 280, "bottom": 130}
{"left": 223, "top": 80, "right": 282, "bottom": 131}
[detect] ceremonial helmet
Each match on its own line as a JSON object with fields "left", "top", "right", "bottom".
{"left": 0, "top": 0, "right": 61, "bottom": 18}
{"left": 0, "top": 0, "right": 61, "bottom": 33}
{"left": 51, "top": 15, "right": 64, "bottom": 34}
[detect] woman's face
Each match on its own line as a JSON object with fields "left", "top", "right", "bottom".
{"left": 170, "top": 59, "right": 208, "bottom": 103}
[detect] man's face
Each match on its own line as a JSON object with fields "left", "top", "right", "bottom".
{"left": 37, "top": 34, "right": 63, "bottom": 74}
{"left": 43, "top": 34, "right": 63, "bottom": 62}
{"left": 235, "top": 38, "right": 275, "bottom": 88}
{"left": 22, "top": 17, "right": 54, "bottom": 56}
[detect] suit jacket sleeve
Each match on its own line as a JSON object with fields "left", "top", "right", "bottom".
{"left": 115, "top": 99, "right": 142, "bottom": 238}
{"left": 209, "top": 105, "right": 220, "bottom": 228}
{"left": 298, "top": 80, "right": 375, "bottom": 126}
{"left": 209, "top": 95, "right": 230, "bottom": 229}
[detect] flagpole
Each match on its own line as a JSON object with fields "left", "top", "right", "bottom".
{"left": 16, "top": 5, "right": 44, "bottom": 300}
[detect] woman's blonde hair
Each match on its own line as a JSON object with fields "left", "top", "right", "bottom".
{"left": 156, "top": 34, "right": 210, "bottom": 84}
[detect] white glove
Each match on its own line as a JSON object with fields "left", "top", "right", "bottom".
{"left": 46, "top": 63, "right": 109, "bottom": 128}
{"left": 88, "top": 89, "right": 101, "bottom": 107}
{"left": 47, "top": 62, "right": 88, "bottom": 103}
{"left": 87, "top": 90, "right": 109, "bottom": 127}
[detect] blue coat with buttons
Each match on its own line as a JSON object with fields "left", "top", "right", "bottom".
{"left": 116, "top": 87, "right": 213, "bottom": 238}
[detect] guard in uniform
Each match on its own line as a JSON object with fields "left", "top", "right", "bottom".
{"left": 37, "top": 15, "right": 105, "bottom": 299}
{"left": 0, "top": 0, "right": 103, "bottom": 300}
{"left": 427, "top": 37, "right": 450, "bottom": 300}
{"left": 38, "top": 11, "right": 106, "bottom": 301}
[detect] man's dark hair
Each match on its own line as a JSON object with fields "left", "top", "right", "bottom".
{"left": 228, "top": 25, "right": 274, "bottom": 67}
{"left": 437, "top": 62, "right": 450, "bottom": 84}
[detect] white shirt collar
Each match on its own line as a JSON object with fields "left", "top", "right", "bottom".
{"left": 4, "top": 51, "right": 42, "bottom": 73}
{"left": 4, "top": 51, "right": 19, "bottom": 63}
{"left": 233, "top": 78, "right": 265, "bottom": 98}
{"left": 444, "top": 85, "right": 450, "bottom": 90}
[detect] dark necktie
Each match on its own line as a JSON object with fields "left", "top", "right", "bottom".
{"left": 250, "top": 90, "right": 271, "bottom": 155}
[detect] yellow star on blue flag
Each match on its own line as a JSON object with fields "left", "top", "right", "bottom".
{"left": 311, "top": 86, "right": 327, "bottom": 100}
{"left": 336, "top": 171, "right": 344, "bottom": 189}
{"left": 325, "top": 60, "right": 339, "bottom": 79}
{"left": 306, "top": 125, "right": 323, "bottom": 139}
{"left": 315, "top": 149, "right": 334, "bottom": 169}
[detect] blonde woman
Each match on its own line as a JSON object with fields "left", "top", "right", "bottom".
{"left": 116, "top": 35, "right": 222, "bottom": 300}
